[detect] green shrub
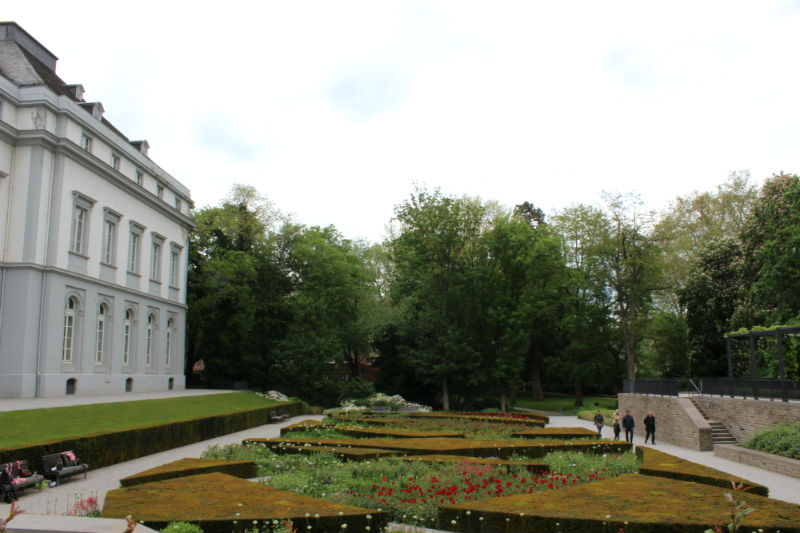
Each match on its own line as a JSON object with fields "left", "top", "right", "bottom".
{"left": 161, "top": 522, "right": 204, "bottom": 533}
{"left": 336, "top": 377, "right": 375, "bottom": 403}
{"left": 742, "top": 422, "right": 800, "bottom": 460}
{"left": 544, "top": 450, "right": 639, "bottom": 478}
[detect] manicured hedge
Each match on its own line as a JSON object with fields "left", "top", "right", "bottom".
{"left": 280, "top": 419, "right": 327, "bottom": 436}
{"left": 333, "top": 425, "right": 465, "bottom": 439}
{"left": 103, "top": 472, "right": 387, "bottom": 533}
{"left": 407, "top": 412, "right": 548, "bottom": 426}
{"left": 404, "top": 454, "right": 549, "bottom": 472}
{"left": 119, "top": 458, "right": 258, "bottom": 487}
{"left": 275, "top": 444, "right": 400, "bottom": 461}
{"left": 513, "top": 428, "right": 599, "bottom": 440}
{"left": 247, "top": 437, "right": 631, "bottom": 459}
{"left": 635, "top": 445, "right": 768, "bottom": 496}
{"left": 436, "top": 474, "right": 800, "bottom": 533}
{"left": 0, "top": 401, "right": 304, "bottom": 470}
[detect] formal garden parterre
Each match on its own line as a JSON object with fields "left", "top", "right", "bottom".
{"left": 92, "top": 409, "right": 800, "bottom": 532}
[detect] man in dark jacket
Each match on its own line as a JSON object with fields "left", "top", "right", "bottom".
{"left": 593, "top": 410, "right": 605, "bottom": 437}
{"left": 644, "top": 412, "right": 656, "bottom": 444}
{"left": 622, "top": 409, "right": 635, "bottom": 443}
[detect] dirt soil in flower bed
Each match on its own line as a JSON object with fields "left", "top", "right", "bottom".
{"left": 636, "top": 445, "right": 769, "bottom": 496}
{"left": 403, "top": 454, "right": 549, "bottom": 471}
{"left": 119, "top": 458, "right": 258, "bottom": 487}
{"left": 436, "top": 473, "right": 800, "bottom": 533}
{"left": 247, "top": 437, "right": 631, "bottom": 459}
{"left": 102, "top": 472, "right": 387, "bottom": 533}
{"left": 512, "top": 427, "right": 599, "bottom": 439}
{"left": 275, "top": 444, "right": 401, "bottom": 461}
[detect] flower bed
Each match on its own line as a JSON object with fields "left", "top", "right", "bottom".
{"left": 102, "top": 472, "right": 387, "bottom": 533}
{"left": 403, "top": 454, "right": 549, "bottom": 472}
{"left": 512, "top": 427, "right": 599, "bottom": 440}
{"left": 119, "top": 458, "right": 258, "bottom": 487}
{"left": 327, "top": 413, "right": 536, "bottom": 439}
{"left": 635, "top": 445, "right": 768, "bottom": 496}
{"left": 247, "top": 437, "right": 632, "bottom": 459}
{"left": 273, "top": 444, "right": 401, "bottom": 461}
{"left": 279, "top": 419, "right": 327, "bottom": 436}
{"left": 333, "top": 425, "right": 465, "bottom": 439}
{"left": 436, "top": 473, "right": 800, "bottom": 533}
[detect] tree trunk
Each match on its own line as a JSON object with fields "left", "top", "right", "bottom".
{"left": 500, "top": 391, "right": 507, "bottom": 413}
{"left": 442, "top": 376, "right": 450, "bottom": 411}
{"left": 573, "top": 349, "right": 583, "bottom": 407}
{"left": 529, "top": 334, "right": 544, "bottom": 401}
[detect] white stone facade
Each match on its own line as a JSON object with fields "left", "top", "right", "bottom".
{"left": 0, "top": 23, "right": 196, "bottom": 398}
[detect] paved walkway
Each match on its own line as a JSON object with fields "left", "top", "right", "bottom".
{"left": 1, "top": 392, "right": 798, "bottom": 528}
{"left": 548, "top": 414, "right": 800, "bottom": 505}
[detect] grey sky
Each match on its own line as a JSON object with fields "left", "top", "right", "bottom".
{"left": 7, "top": 1, "right": 799, "bottom": 242}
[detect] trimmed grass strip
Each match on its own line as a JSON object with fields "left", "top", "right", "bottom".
{"left": 119, "top": 458, "right": 258, "bottom": 487}
{"left": 103, "top": 472, "right": 386, "bottom": 533}
{"left": 636, "top": 445, "right": 768, "bottom": 496}
{"left": 437, "top": 473, "right": 800, "bottom": 533}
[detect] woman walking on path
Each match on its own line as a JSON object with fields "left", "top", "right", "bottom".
{"left": 612, "top": 410, "right": 621, "bottom": 440}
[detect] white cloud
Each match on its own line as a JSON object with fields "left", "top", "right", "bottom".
{"left": 7, "top": 1, "right": 799, "bottom": 241}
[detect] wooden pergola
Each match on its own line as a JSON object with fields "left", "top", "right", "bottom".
{"left": 725, "top": 325, "right": 800, "bottom": 379}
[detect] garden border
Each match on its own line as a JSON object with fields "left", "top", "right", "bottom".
{"left": 714, "top": 443, "right": 800, "bottom": 479}
{"left": 0, "top": 401, "right": 305, "bottom": 469}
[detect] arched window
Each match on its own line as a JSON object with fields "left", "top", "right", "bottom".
{"left": 95, "top": 304, "right": 107, "bottom": 363}
{"left": 165, "top": 318, "right": 174, "bottom": 367}
{"left": 145, "top": 314, "right": 154, "bottom": 367}
{"left": 122, "top": 309, "right": 133, "bottom": 365}
{"left": 62, "top": 297, "right": 77, "bottom": 361}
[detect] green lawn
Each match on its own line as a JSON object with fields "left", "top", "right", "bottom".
{"left": 514, "top": 394, "right": 618, "bottom": 415}
{"left": 0, "top": 392, "right": 283, "bottom": 449}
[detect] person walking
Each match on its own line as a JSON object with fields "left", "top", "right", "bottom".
{"left": 644, "top": 412, "right": 656, "bottom": 444}
{"left": 612, "top": 409, "right": 621, "bottom": 440}
{"left": 622, "top": 409, "right": 635, "bottom": 443}
{"left": 594, "top": 410, "right": 605, "bottom": 437}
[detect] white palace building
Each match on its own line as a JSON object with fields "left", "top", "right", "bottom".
{"left": 0, "top": 23, "right": 196, "bottom": 398}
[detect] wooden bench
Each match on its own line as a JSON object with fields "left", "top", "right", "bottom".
{"left": 1, "top": 460, "right": 44, "bottom": 502}
{"left": 42, "top": 451, "right": 89, "bottom": 486}
{"left": 269, "top": 407, "right": 290, "bottom": 422}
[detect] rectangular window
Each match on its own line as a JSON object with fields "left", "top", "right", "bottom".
{"left": 102, "top": 220, "right": 116, "bottom": 264}
{"left": 174, "top": 198, "right": 181, "bottom": 212}
{"left": 157, "top": 184, "right": 164, "bottom": 200}
{"left": 80, "top": 133, "right": 92, "bottom": 152}
{"left": 136, "top": 170, "right": 144, "bottom": 186}
{"left": 128, "top": 233, "right": 140, "bottom": 273}
{"left": 151, "top": 242, "right": 161, "bottom": 281}
{"left": 111, "top": 154, "right": 120, "bottom": 170}
{"left": 169, "top": 251, "right": 179, "bottom": 286}
{"left": 71, "top": 207, "right": 87, "bottom": 254}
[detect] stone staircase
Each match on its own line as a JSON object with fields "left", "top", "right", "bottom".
{"left": 690, "top": 397, "right": 738, "bottom": 445}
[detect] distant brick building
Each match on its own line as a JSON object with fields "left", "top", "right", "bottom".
{"left": 0, "top": 23, "right": 196, "bottom": 397}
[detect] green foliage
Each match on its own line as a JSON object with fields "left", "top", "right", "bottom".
{"left": 161, "top": 522, "right": 204, "bottom": 533}
{"left": 742, "top": 422, "right": 800, "bottom": 460}
{"left": 513, "top": 394, "right": 617, "bottom": 415}
{"left": 0, "top": 392, "right": 281, "bottom": 449}
{"left": 543, "top": 450, "right": 639, "bottom": 478}
{"left": 0, "top": 399, "right": 304, "bottom": 468}
{"left": 336, "top": 377, "right": 375, "bottom": 403}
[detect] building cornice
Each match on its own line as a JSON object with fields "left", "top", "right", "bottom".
{"left": 0, "top": 81, "right": 191, "bottom": 199}
{"left": 6, "top": 126, "right": 196, "bottom": 230}
{"left": 0, "top": 261, "right": 188, "bottom": 310}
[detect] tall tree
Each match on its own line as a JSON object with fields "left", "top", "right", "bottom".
{"left": 390, "top": 188, "right": 488, "bottom": 410}
{"left": 602, "top": 193, "right": 660, "bottom": 380}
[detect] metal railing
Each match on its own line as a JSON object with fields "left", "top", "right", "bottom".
{"left": 622, "top": 379, "right": 680, "bottom": 396}
{"left": 697, "top": 378, "right": 800, "bottom": 402}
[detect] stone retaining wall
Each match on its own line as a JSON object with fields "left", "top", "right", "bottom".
{"left": 692, "top": 395, "right": 800, "bottom": 442}
{"left": 714, "top": 444, "right": 800, "bottom": 479}
{"left": 618, "top": 393, "right": 713, "bottom": 451}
